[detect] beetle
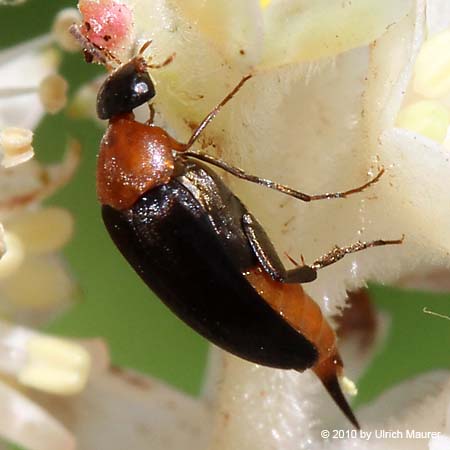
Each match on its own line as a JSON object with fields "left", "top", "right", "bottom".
{"left": 87, "top": 39, "right": 403, "bottom": 429}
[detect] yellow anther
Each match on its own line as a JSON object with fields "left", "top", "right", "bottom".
{"left": 39, "top": 73, "right": 68, "bottom": 114}
{"left": 260, "top": 0, "right": 271, "bottom": 8}
{"left": 414, "top": 29, "right": 450, "bottom": 99}
{"left": 18, "top": 336, "right": 91, "bottom": 395}
{"left": 4, "top": 256, "right": 75, "bottom": 309}
{"left": 9, "top": 207, "right": 74, "bottom": 255}
{"left": 0, "top": 232, "right": 24, "bottom": 280}
{"left": 396, "top": 100, "right": 450, "bottom": 143}
{"left": 52, "top": 8, "right": 82, "bottom": 52}
{"left": 68, "top": 80, "right": 99, "bottom": 119}
{"left": 0, "top": 127, "right": 34, "bottom": 168}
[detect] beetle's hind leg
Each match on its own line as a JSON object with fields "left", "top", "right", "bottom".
{"left": 242, "top": 214, "right": 318, "bottom": 283}
{"left": 185, "top": 151, "right": 385, "bottom": 203}
{"left": 283, "top": 236, "right": 404, "bottom": 282}
{"left": 243, "top": 213, "right": 404, "bottom": 284}
{"left": 309, "top": 236, "right": 404, "bottom": 271}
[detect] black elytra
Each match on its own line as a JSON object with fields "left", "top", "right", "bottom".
{"left": 102, "top": 160, "right": 319, "bottom": 370}
{"left": 95, "top": 63, "right": 320, "bottom": 369}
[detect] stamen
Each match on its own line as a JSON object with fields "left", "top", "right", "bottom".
{"left": 0, "top": 127, "right": 34, "bottom": 168}
{"left": 52, "top": 8, "right": 82, "bottom": 52}
{"left": 0, "top": 232, "right": 24, "bottom": 279}
{"left": 0, "top": 321, "right": 93, "bottom": 395}
{"left": 0, "top": 0, "right": 27, "bottom": 5}
{"left": 0, "top": 34, "right": 52, "bottom": 67}
{"left": 414, "top": 29, "right": 450, "bottom": 99}
{"left": 0, "top": 86, "right": 38, "bottom": 97}
{"left": 396, "top": 100, "right": 449, "bottom": 143}
{"left": 68, "top": 77, "right": 102, "bottom": 119}
{"left": 18, "top": 335, "right": 91, "bottom": 395}
{"left": 8, "top": 207, "right": 74, "bottom": 254}
{"left": 39, "top": 73, "right": 68, "bottom": 114}
{"left": 0, "top": 381, "right": 75, "bottom": 450}
{"left": 3, "top": 255, "right": 76, "bottom": 310}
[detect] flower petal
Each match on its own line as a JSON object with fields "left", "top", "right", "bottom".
{"left": 0, "top": 37, "right": 57, "bottom": 129}
{"left": 33, "top": 367, "right": 210, "bottom": 450}
{"left": 210, "top": 354, "right": 321, "bottom": 450}
{"left": 378, "top": 128, "right": 450, "bottom": 252}
{"left": 0, "top": 380, "right": 75, "bottom": 450}
{"left": 0, "top": 127, "right": 34, "bottom": 168}
{"left": 0, "top": 139, "right": 79, "bottom": 212}
{"left": 165, "top": 0, "right": 263, "bottom": 65}
{"left": 0, "top": 255, "right": 76, "bottom": 326}
{"left": 427, "top": 0, "right": 450, "bottom": 36}
{"left": 358, "top": 371, "right": 450, "bottom": 425}
{"left": 262, "top": 0, "right": 414, "bottom": 67}
{"left": 0, "top": 321, "right": 107, "bottom": 392}
{"left": 7, "top": 207, "right": 74, "bottom": 255}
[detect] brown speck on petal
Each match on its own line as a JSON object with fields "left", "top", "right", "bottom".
{"left": 109, "top": 365, "right": 154, "bottom": 391}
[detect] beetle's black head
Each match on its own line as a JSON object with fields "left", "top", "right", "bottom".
{"left": 97, "top": 57, "right": 156, "bottom": 120}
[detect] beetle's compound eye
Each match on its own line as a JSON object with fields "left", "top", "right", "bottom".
{"left": 97, "top": 58, "right": 156, "bottom": 120}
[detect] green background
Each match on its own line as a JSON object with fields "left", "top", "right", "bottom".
{"left": 0, "top": 0, "right": 449, "bottom": 411}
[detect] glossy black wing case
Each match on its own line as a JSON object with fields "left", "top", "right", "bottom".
{"left": 102, "top": 160, "right": 318, "bottom": 370}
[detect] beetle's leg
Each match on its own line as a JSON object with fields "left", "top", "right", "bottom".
{"left": 184, "top": 151, "right": 384, "bottom": 202}
{"left": 243, "top": 214, "right": 404, "bottom": 284}
{"left": 177, "top": 74, "right": 383, "bottom": 200}
{"left": 309, "top": 236, "right": 404, "bottom": 271}
{"left": 242, "top": 214, "right": 318, "bottom": 283}
{"left": 179, "top": 75, "right": 253, "bottom": 152}
{"left": 146, "top": 103, "right": 156, "bottom": 125}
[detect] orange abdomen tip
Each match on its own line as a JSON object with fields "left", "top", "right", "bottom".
{"left": 245, "top": 266, "right": 360, "bottom": 429}
{"left": 313, "top": 354, "right": 360, "bottom": 429}
{"left": 245, "top": 267, "right": 336, "bottom": 362}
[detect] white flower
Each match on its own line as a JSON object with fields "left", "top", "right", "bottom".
{"left": 0, "top": 320, "right": 109, "bottom": 450}
{"left": 65, "top": 0, "right": 450, "bottom": 449}
{"left": 29, "top": 364, "right": 210, "bottom": 450}
{"left": 0, "top": 5, "right": 113, "bottom": 450}
{"left": 0, "top": 35, "right": 80, "bottom": 326}
{"left": 0, "top": 6, "right": 212, "bottom": 450}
